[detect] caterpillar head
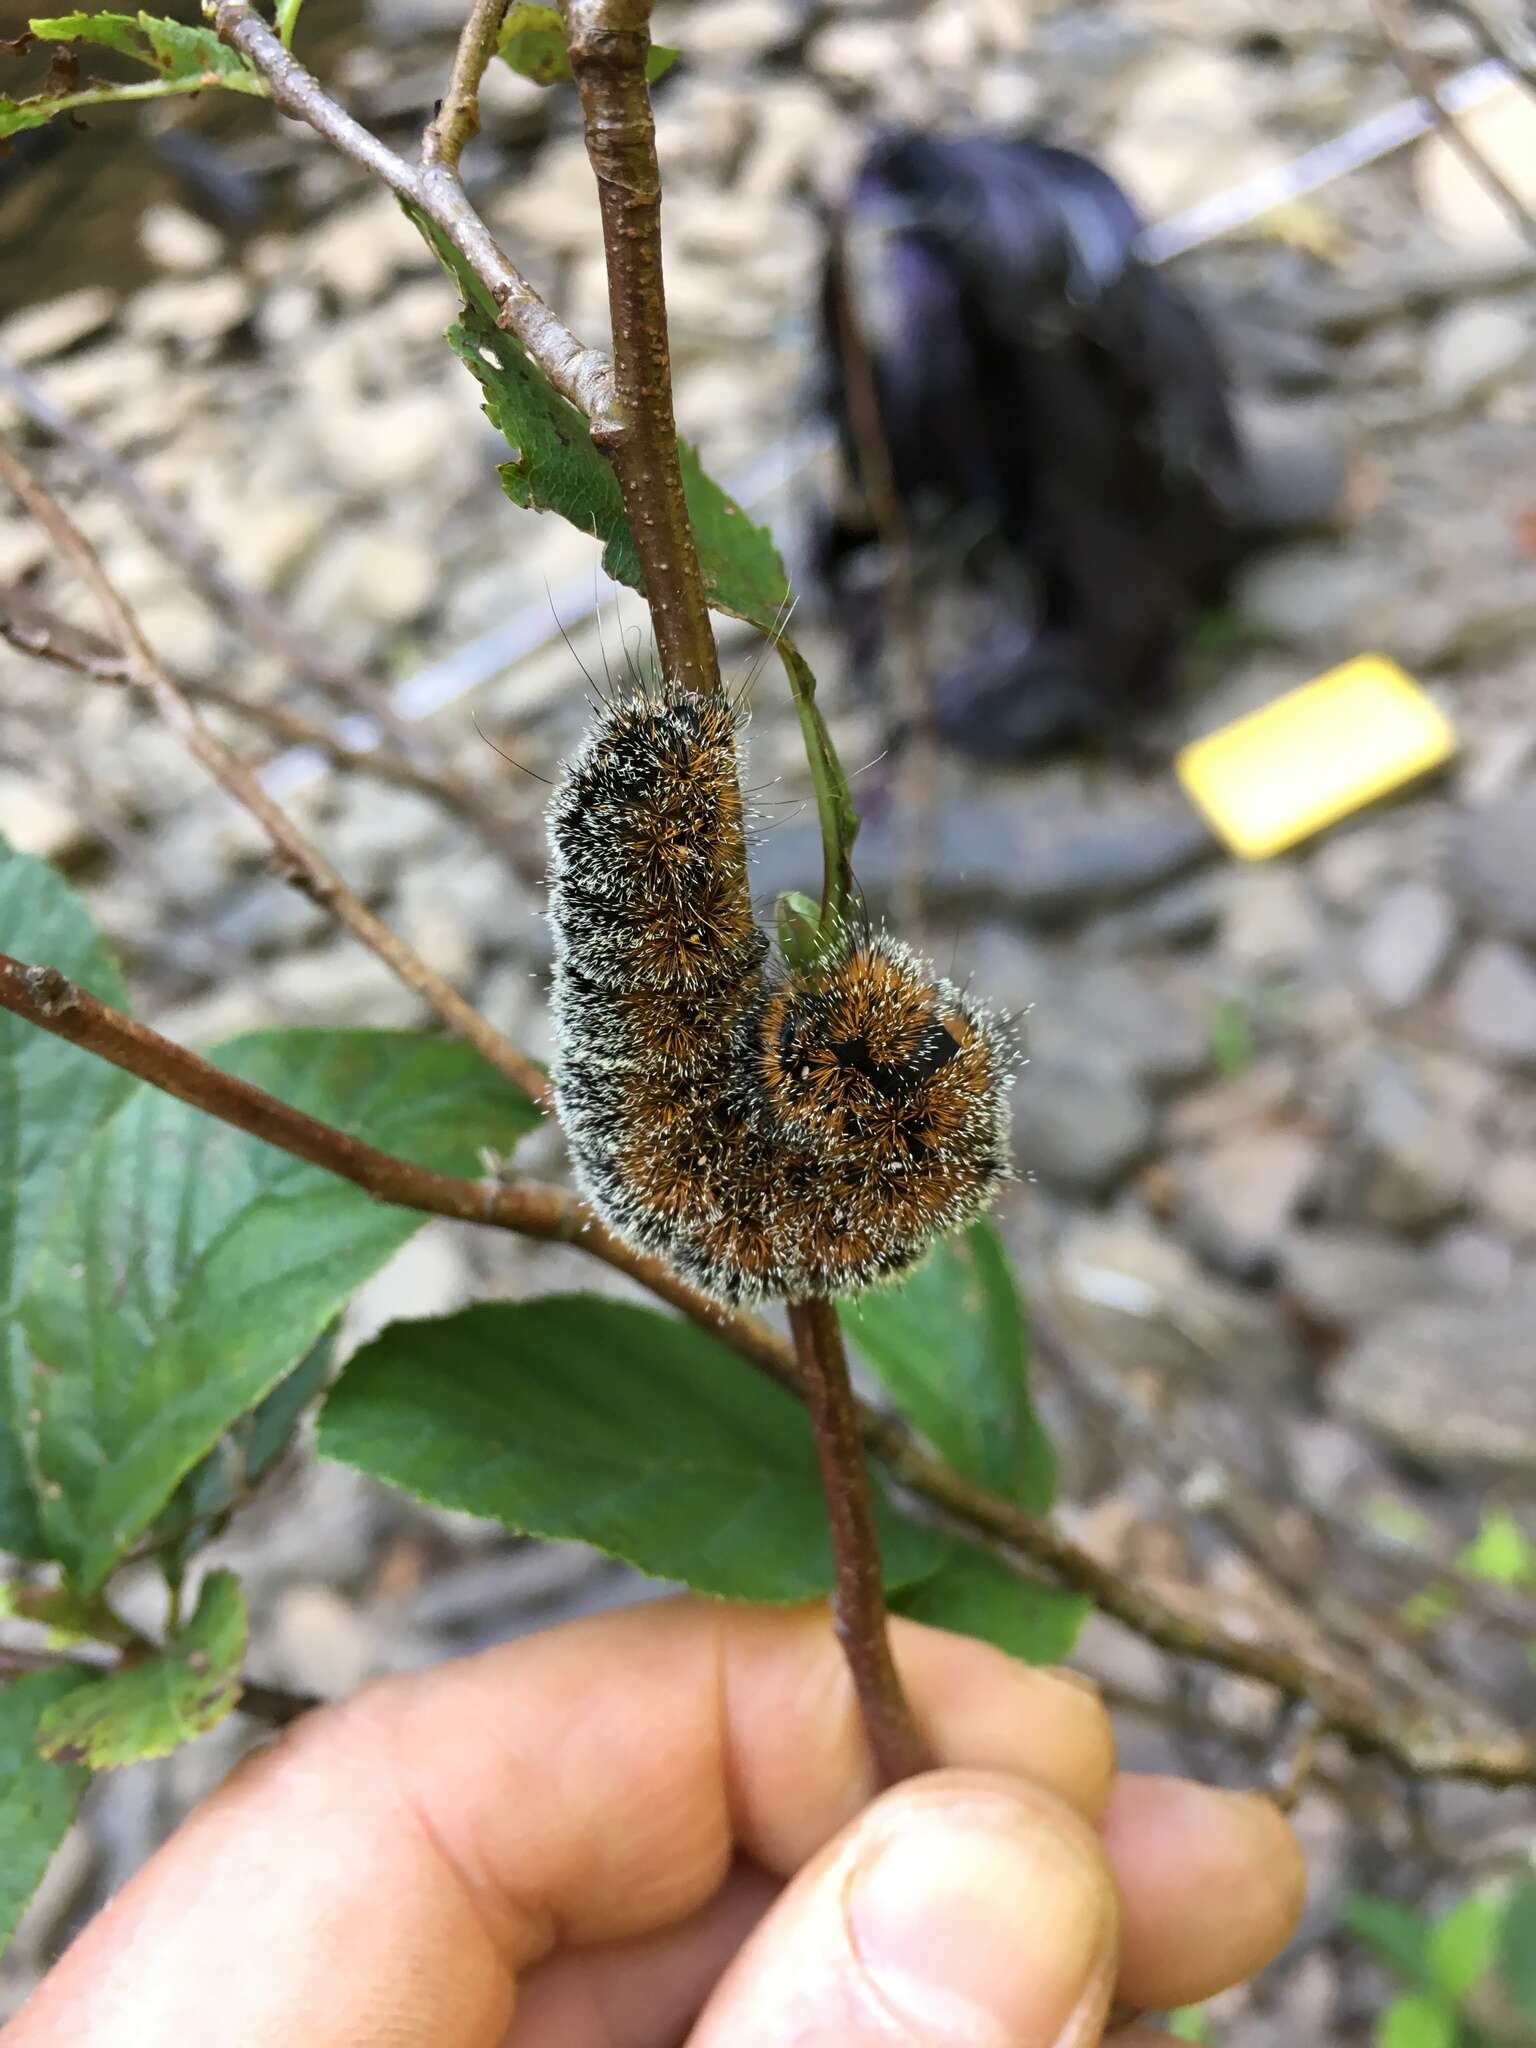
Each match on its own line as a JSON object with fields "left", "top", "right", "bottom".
{"left": 758, "top": 935, "right": 1014, "bottom": 1174}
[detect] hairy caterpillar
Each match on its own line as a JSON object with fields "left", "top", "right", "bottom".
{"left": 547, "top": 682, "right": 1015, "bottom": 1303}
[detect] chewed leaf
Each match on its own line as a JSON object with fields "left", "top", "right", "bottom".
{"left": 498, "top": 2, "right": 677, "bottom": 87}
{"left": 35, "top": 1570, "right": 247, "bottom": 1768}
{"left": 2, "top": 10, "right": 265, "bottom": 133}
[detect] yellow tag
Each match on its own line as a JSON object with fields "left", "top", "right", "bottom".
{"left": 1175, "top": 654, "right": 1457, "bottom": 861}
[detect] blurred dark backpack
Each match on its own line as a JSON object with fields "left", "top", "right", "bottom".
{"left": 817, "top": 131, "right": 1254, "bottom": 758}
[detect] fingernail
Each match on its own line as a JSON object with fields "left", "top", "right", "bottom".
{"left": 848, "top": 1798, "right": 1115, "bottom": 2047}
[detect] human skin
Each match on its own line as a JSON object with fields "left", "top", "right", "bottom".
{"left": 4, "top": 1599, "right": 1307, "bottom": 2047}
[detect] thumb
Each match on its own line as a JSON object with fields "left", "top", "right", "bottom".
{"left": 687, "top": 1768, "right": 1120, "bottom": 2047}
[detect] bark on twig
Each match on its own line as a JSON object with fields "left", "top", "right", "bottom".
{"left": 0, "top": 441, "right": 552, "bottom": 1113}
{"left": 564, "top": 0, "right": 722, "bottom": 699}
{"left": 421, "top": 0, "right": 509, "bottom": 169}
{"left": 788, "top": 1298, "right": 932, "bottom": 1785}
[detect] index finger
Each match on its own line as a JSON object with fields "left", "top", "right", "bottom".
{"left": 9, "top": 1596, "right": 1113, "bottom": 2048}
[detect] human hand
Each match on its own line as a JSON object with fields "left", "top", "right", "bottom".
{"left": 6, "top": 1598, "right": 1305, "bottom": 2046}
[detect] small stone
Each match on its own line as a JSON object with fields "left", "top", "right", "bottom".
{"left": 300, "top": 527, "right": 438, "bottom": 635}
{"left": 264, "top": 940, "right": 432, "bottom": 1028}
{"left": 344, "top": 1225, "right": 470, "bottom": 1350}
{"left": 1330, "top": 1298, "right": 1536, "bottom": 1476}
{"left": 269, "top": 1583, "right": 379, "bottom": 1698}
{"left": 139, "top": 202, "right": 224, "bottom": 275}
{"left": 221, "top": 497, "right": 332, "bottom": 590}
{"left": 1280, "top": 1227, "right": 1433, "bottom": 1335}
{"left": 1484, "top": 1152, "right": 1536, "bottom": 1240}
{"left": 1451, "top": 940, "right": 1536, "bottom": 1066}
{"left": 311, "top": 389, "right": 460, "bottom": 495}
{"left": 1222, "top": 866, "right": 1323, "bottom": 974}
{"left": 1027, "top": 960, "right": 1210, "bottom": 1091}
{"left": 1354, "top": 1057, "right": 1479, "bottom": 1227}
{"left": 127, "top": 274, "right": 252, "bottom": 346}
{"left": 1180, "top": 1127, "right": 1324, "bottom": 1281}
{"left": 0, "top": 776, "right": 91, "bottom": 863}
{"left": 0, "top": 285, "right": 116, "bottom": 365}
{"left": 1013, "top": 1055, "right": 1153, "bottom": 1197}
{"left": 301, "top": 193, "right": 422, "bottom": 304}
{"left": 807, "top": 19, "right": 895, "bottom": 85}
{"left": 1230, "top": 544, "right": 1384, "bottom": 647}
{"left": 1434, "top": 1222, "right": 1516, "bottom": 1297}
{"left": 1355, "top": 880, "right": 1458, "bottom": 1010}
{"left": 682, "top": 0, "right": 797, "bottom": 59}
{"left": 1452, "top": 789, "right": 1536, "bottom": 942}
{"left": 1422, "top": 301, "right": 1531, "bottom": 409}
{"left": 1049, "top": 1218, "right": 1301, "bottom": 1385}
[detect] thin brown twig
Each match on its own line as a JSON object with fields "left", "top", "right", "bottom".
{"left": 1, "top": 949, "right": 1530, "bottom": 1790}
{"left": 213, "top": 0, "right": 621, "bottom": 437}
{"left": 564, "top": 0, "right": 722, "bottom": 700}
{"left": 1373, "top": 0, "right": 1536, "bottom": 246}
{"left": 0, "top": 440, "right": 553, "bottom": 1113}
{"left": 0, "top": 585, "right": 545, "bottom": 888}
{"left": 421, "top": 0, "right": 509, "bottom": 169}
{"left": 788, "top": 1299, "right": 932, "bottom": 1785}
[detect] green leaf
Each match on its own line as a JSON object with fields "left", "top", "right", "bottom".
{"left": 0, "top": 836, "right": 135, "bottom": 1559}
{"left": 1378, "top": 1993, "right": 1460, "bottom": 2048}
{"left": 18, "top": 1031, "right": 538, "bottom": 1591}
{"left": 497, "top": 3, "right": 677, "bottom": 86}
{"left": 1458, "top": 1510, "right": 1536, "bottom": 1590}
{"left": 274, "top": 0, "right": 304, "bottom": 46}
{"left": 1168, "top": 2008, "right": 1212, "bottom": 2043}
{"left": 0, "top": 1668, "right": 92, "bottom": 1958}
{"left": 777, "top": 637, "right": 858, "bottom": 953}
{"left": 319, "top": 1297, "right": 945, "bottom": 1600}
{"left": 3, "top": 11, "right": 265, "bottom": 133}
{"left": 1429, "top": 1894, "right": 1501, "bottom": 2004}
{"left": 1499, "top": 1879, "right": 1536, "bottom": 2016}
{"left": 841, "top": 1220, "right": 1054, "bottom": 1509}
{"left": 1347, "top": 1896, "right": 1437, "bottom": 1990}
{"left": 890, "top": 1546, "right": 1089, "bottom": 1664}
{"left": 36, "top": 1569, "right": 246, "bottom": 1767}
{"left": 148, "top": 1327, "right": 336, "bottom": 1584}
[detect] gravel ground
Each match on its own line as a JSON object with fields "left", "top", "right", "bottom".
{"left": 3, "top": 0, "right": 1536, "bottom": 2035}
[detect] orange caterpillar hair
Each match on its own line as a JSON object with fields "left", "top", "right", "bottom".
{"left": 547, "top": 683, "right": 1014, "bottom": 1303}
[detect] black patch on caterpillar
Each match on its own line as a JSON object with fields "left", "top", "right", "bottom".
{"left": 547, "top": 685, "right": 1016, "bottom": 1303}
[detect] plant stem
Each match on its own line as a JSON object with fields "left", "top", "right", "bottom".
{"left": 565, "top": 0, "right": 722, "bottom": 699}
{"left": 788, "top": 1298, "right": 932, "bottom": 1785}
{"left": 421, "top": 0, "right": 509, "bottom": 170}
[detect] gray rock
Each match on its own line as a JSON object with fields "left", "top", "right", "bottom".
{"left": 1013, "top": 1055, "right": 1153, "bottom": 1197}
{"left": 1280, "top": 1227, "right": 1435, "bottom": 1334}
{"left": 1231, "top": 544, "right": 1384, "bottom": 647}
{"left": 1027, "top": 960, "right": 1210, "bottom": 1091}
{"left": 1330, "top": 1298, "right": 1536, "bottom": 1476}
{"left": 268, "top": 1583, "right": 381, "bottom": 1698}
{"left": 1179, "top": 1128, "right": 1324, "bottom": 1281}
{"left": 1353, "top": 1057, "right": 1479, "bottom": 1227}
{"left": 1434, "top": 1223, "right": 1516, "bottom": 1297}
{"left": 1355, "top": 880, "right": 1458, "bottom": 1010}
{"left": 1223, "top": 867, "right": 1324, "bottom": 975}
{"left": 0, "top": 285, "right": 117, "bottom": 365}
{"left": 1422, "top": 300, "right": 1531, "bottom": 408}
{"left": 1451, "top": 940, "right": 1536, "bottom": 1065}
{"left": 1048, "top": 1218, "right": 1302, "bottom": 1385}
{"left": 1484, "top": 1152, "right": 1536, "bottom": 1240}
{"left": 1453, "top": 791, "right": 1536, "bottom": 942}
